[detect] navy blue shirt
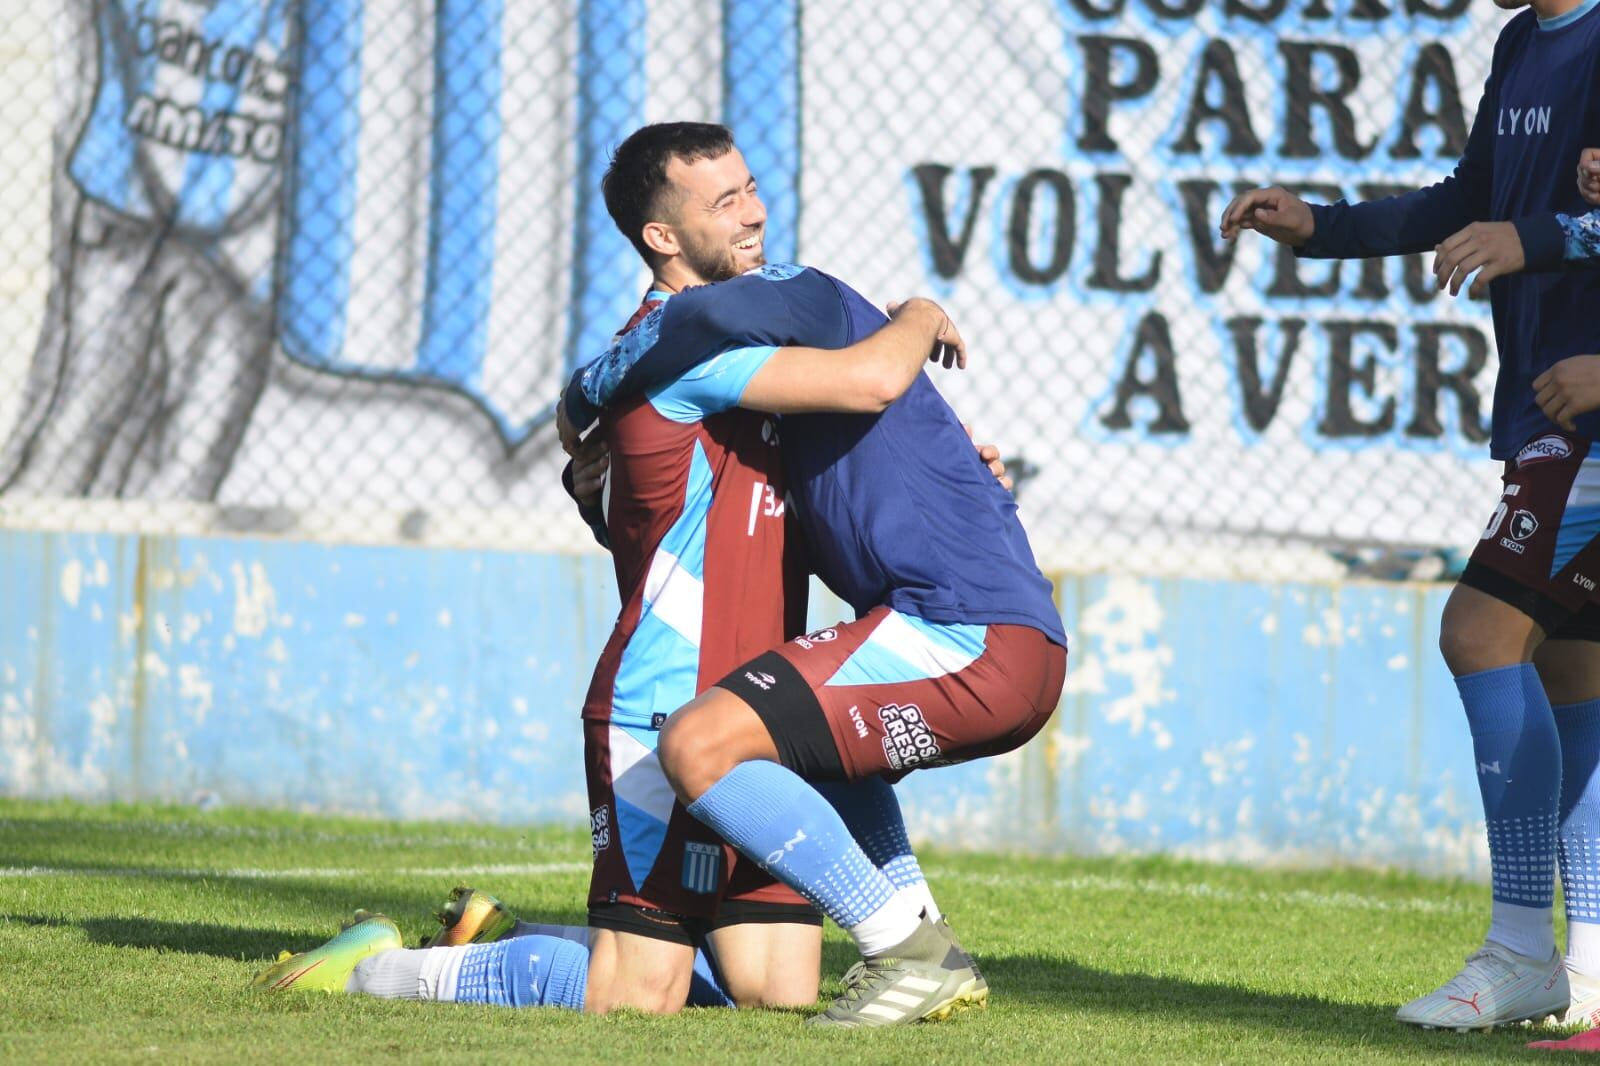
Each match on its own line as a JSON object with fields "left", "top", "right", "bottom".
{"left": 565, "top": 264, "right": 1067, "bottom": 646}
{"left": 1298, "top": 0, "right": 1600, "bottom": 459}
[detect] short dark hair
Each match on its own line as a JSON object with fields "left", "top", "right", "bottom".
{"left": 602, "top": 122, "right": 736, "bottom": 265}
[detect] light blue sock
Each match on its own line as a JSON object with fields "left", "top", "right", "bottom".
{"left": 817, "top": 777, "right": 939, "bottom": 919}
{"left": 687, "top": 761, "right": 921, "bottom": 956}
{"left": 1557, "top": 698, "right": 1600, "bottom": 974}
{"left": 452, "top": 935, "right": 588, "bottom": 1009}
{"left": 1458, "top": 663, "right": 1560, "bottom": 959}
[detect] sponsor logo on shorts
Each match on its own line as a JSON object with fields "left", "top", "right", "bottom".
{"left": 591, "top": 805, "right": 612, "bottom": 855}
{"left": 1511, "top": 510, "right": 1539, "bottom": 541}
{"left": 682, "top": 842, "right": 721, "bottom": 894}
{"left": 807, "top": 628, "right": 838, "bottom": 643}
{"left": 1500, "top": 537, "right": 1526, "bottom": 555}
{"left": 848, "top": 704, "right": 868, "bottom": 739}
{"left": 1517, "top": 434, "right": 1573, "bottom": 466}
{"left": 744, "top": 670, "right": 777, "bottom": 691}
{"left": 879, "top": 703, "right": 942, "bottom": 771}
{"left": 1576, "top": 573, "right": 1597, "bottom": 592}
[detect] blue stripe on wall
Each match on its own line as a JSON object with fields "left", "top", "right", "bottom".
{"left": 70, "top": 4, "right": 153, "bottom": 216}
{"left": 279, "top": 0, "right": 363, "bottom": 364}
{"left": 723, "top": 0, "right": 801, "bottom": 263}
{"left": 417, "top": 0, "right": 504, "bottom": 386}
{"left": 566, "top": 0, "right": 647, "bottom": 377}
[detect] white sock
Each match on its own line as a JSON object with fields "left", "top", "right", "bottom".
{"left": 1568, "top": 923, "right": 1600, "bottom": 978}
{"left": 507, "top": 921, "right": 590, "bottom": 945}
{"left": 1487, "top": 901, "right": 1556, "bottom": 960}
{"left": 894, "top": 883, "right": 941, "bottom": 923}
{"left": 346, "top": 946, "right": 469, "bottom": 1000}
{"left": 845, "top": 894, "right": 924, "bottom": 957}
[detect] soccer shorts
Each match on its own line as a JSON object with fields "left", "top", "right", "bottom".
{"left": 716, "top": 605, "right": 1067, "bottom": 781}
{"left": 1462, "top": 431, "right": 1600, "bottom": 640}
{"left": 585, "top": 720, "right": 818, "bottom": 943}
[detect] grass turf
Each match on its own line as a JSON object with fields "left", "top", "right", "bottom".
{"left": 0, "top": 797, "right": 1576, "bottom": 1063}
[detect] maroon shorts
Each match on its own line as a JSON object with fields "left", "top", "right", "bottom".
{"left": 1462, "top": 432, "right": 1600, "bottom": 640}
{"left": 585, "top": 719, "right": 817, "bottom": 943}
{"left": 716, "top": 606, "right": 1067, "bottom": 781}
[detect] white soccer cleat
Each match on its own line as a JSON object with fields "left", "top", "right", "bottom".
{"left": 1561, "top": 965, "right": 1600, "bottom": 1028}
{"left": 1396, "top": 942, "right": 1567, "bottom": 1031}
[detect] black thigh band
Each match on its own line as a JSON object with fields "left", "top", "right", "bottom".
{"left": 715, "top": 651, "right": 847, "bottom": 780}
{"left": 1459, "top": 560, "right": 1570, "bottom": 638}
{"left": 709, "top": 899, "right": 823, "bottom": 931}
{"left": 588, "top": 902, "right": 701, "bottom": 947}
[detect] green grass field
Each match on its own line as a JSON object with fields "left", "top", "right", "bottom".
{"left": 0, "top": 798, "right": 1581, "bottom": 1064}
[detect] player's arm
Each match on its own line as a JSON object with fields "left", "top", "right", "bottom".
{"left": 737, "top": 298, "right": 964, "bottom": 415}
{"left": 1220, "top": 78, "right": 1496, "bottom": 258}
{"left": 1535, "top": 357, "right": 1600, "bottom": 431}
{"left": 560, "top": 433, "right": 611, "bottom": 547}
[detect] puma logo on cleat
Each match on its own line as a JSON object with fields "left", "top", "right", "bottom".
{"left": 1447, "top": 992, "right": 1483, "bottom": 1015}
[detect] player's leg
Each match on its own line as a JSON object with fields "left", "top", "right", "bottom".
{"left": 702, "top": 922, "right": 820, "bottom": 1008}
{"left": 1538, "top": 616, "right": 1600, "bottom": 1026}
{"left": 583, "top": 924, "right": 696, "bottom": 1014}
{"left": 660, "top": 608, "right": 1063, "bottom": 1026}
{"left": 816, "top": 776, "right": 942, "bottom": 922}
{"left": 253, "top": 911, "right": 590, "bottom": 1009}
{"left": 1396, "top": 446, "right": 1600, "bottom": 1029}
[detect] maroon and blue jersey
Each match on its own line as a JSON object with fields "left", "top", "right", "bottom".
{"left": 565, "top": 265, "right": 1066, "bottom": 648}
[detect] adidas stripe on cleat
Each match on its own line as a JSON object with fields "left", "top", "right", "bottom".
{"left": 806, "top": 918, "right": 986, "bottom": 1029}
{"left": 250, "top": 911, "right": 402, "bottom": 993}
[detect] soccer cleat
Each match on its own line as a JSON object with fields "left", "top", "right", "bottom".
{"left": 250, "top": 911, "right": 402, "bottom": 993}
{"left": 805, "top": 919, "right": 986, "bottom": 1029}
{"left": 418, "top": 885, "right": 519, "bottom": 948}
{"left": 1395, "top": 942, "right": 1568, "bottom": 1030}
{"left": 936, "top": 916, "right": 989, "bottom": 1007}
{"left": 1561, "top": 965, "right": 1600, "bottom": 1028}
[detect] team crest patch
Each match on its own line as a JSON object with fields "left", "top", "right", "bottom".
{"left": 879, "top": 703, "right": 941, "bottom": 771}
{"left": 1511, "top": 509, "right": 1540, "bottom": 541}
{"left": 1517, "top": 435, "right": 1573, "bottom": 466}
{"left": 683, "top": 842, "right": 721, "bottom": 894}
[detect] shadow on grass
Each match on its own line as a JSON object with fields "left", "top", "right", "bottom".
{"left": 1, "top": 874, "right": 588, "bottom": 964}
{"left": 971, "top": 951, "right": 1547, "bottom": 1058}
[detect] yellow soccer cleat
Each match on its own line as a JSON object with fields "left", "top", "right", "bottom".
{"left": 251, "top": 911, "right": 403, "bottom": 993}
{"left": 419, "top": 885, "right": 519, "bottom": 948}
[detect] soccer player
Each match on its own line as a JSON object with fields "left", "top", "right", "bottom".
{"left": 252, "top": 124, "right": 968, "bottom": 1015}
{"left": 1219, "top": 0, "right": 1600, "bottom": 1030}
{"left": 561, "top": 251, "right": 1068, "bottom": 1029}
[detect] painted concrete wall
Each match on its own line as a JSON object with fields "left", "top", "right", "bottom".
{"left": 0, "top": 529, "right": 1483, "bottom": 877}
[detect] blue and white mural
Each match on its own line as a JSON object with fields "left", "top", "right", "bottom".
{"left": 0, "top": 0, "right": 1501, "bottom": 559}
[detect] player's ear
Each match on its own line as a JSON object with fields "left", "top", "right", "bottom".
{"left": 641, "top": 221, "right": 677, "bottom": 260}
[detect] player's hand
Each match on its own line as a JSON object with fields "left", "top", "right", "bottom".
{"left": 569, "top": 432, "right": 610, "bottom": 506}
{"left": 1580, "top": 148, "right": 1600, "bottom": 205}
{"left": 887, "top": 298, "right": 967, "bottom": 370}
{"left": 1218, "top": 186, "right": 1314, "bottom": 246}
{"left": 963, "top": 422, "right": 1012, "bottom": 492}
{"left": 1433, "top": 221, "right": 1524, "bottom": 298}
{"left": 556, "top": 396, "right": 581, "bottom": 455}
{"left": 1535, "top": 356, "right": 1600, "bottom": 431}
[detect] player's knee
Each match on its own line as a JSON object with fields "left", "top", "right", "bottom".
{"left": 586, "top": 958, "right": 689, "bottom": 1016}
{"left": 657, "top": 710, "right": 728, "bottom": 803}
{"left": 729, "top": 973, "right": 820, "bottom": 1009}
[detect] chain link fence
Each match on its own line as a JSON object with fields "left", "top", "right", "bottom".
{"left": 0, "top": 0, "right": 1505, "bottom": 580}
